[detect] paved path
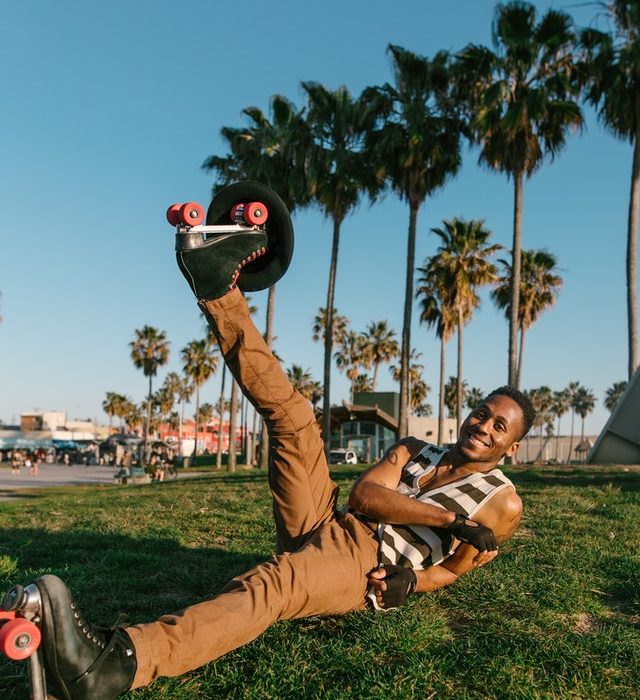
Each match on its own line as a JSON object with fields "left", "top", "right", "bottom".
{"left": 0, "top": 463, "right": 146, "bottom": 502}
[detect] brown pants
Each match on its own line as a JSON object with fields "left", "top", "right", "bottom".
{"left": 127, "top": 289, "right": 378, "bottom": 687}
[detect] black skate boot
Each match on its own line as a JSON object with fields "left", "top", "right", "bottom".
{"left": 34, "top": 575, "right": 136, "bottom": 700}
{"left": 174, "top": 180, "right": 294, "bottom": 301}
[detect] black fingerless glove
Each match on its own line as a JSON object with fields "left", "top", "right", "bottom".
{"left": 446, "top": 513, "right": 497, "bottom": 552}
{"left": 378, "top": 565, "right": 417, "bottom": 609}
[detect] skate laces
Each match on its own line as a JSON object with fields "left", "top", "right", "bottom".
{"left": 73, "top": 614, "right": 132, "bottom": 683}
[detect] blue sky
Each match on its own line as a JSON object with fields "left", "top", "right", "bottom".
{"left": 0, "top": 0, "right": 632, "bottom": 437}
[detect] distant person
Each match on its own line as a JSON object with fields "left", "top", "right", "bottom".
{"left": 11, "top": 451, "right": 20, "bottom": 475}
{"left": 24, "top": 201, "right": 536, "bottom": 700}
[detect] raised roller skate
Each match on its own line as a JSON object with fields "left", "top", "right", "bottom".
{"left": 1, "top": 576, "right": 136, "bottom": 700}
{"left": 168, "top": 180, "right": 294, "bottom": 301}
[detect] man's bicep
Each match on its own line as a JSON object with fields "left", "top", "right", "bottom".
{"left": 352, "top": 438, "right": 423, "bottom": 490}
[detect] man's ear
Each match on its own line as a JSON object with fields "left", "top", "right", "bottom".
{"left": 505, "top": 441, "right": 520, "bottom": 459}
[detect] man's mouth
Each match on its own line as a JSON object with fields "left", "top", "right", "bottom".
{"left": 464, "top": 431, "right": 490, "bottom": 448}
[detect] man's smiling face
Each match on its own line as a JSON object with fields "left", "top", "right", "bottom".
{"left": 456, "top": 394, "right": 525, "bottom": 466}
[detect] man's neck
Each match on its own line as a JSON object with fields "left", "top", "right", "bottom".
{"left": 440, "top": 445, "right": 499, "bottom": 474}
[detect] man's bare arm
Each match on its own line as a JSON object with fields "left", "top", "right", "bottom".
{"left": 348, "top": 439, "right": 456, "bottom": 528}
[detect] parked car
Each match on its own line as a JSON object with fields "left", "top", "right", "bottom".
{"left": 328, "top": 448, "right": 358, "bottom": 465}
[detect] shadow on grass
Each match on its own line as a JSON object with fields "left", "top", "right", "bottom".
{"left": 506, "top": 467, "right": 640, "bottom": 491}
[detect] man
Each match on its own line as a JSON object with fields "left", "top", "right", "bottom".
{"left": 20, "top": 194, "right": 535, "bottom": 699}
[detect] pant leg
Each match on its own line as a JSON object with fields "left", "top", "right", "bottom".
{"left": 200, "top": 289, "right": 338, "bottom": 553}
{"left": 127, "top": 514, "right": 378, "bottom": 688}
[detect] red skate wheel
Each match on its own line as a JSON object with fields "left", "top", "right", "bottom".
{"left": 230, "top": 203, "right": 243, "bottom": 223}
{"left": 166, "top": 203, "right": 182, "bottom": 226}
{"left": 179, "top": 202, "right": 204, "bottom": 227}
{"left": 0, "top": 618, "right": 41, "bottom": 660}
{"left": 243, "top": 201, "right": 268, "bottom": 226}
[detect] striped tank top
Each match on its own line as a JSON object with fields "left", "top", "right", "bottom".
{"left": 376, "top": 442, "right": 515, "bottom": 570}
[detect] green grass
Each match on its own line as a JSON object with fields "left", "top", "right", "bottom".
{"left": 1, "top": 465, "right": 639, "bottom": 699}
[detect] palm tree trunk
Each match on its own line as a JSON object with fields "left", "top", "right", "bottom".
{"left": 437, "top": 336, "right": 446, "bottom": 446}
{"left": 228, "top": 379, "right": 239, "bottom": 472}
{"left": 372, "top": 362, "right": 379, "bottom": 391}
{"left": 627, "top": 128, "right": 640, "bottom": 378}
{"left": 555, "top": 415, "right": 561, "bottom": 462}
{"left": 216, "top": 363, "right": 227, "bottom": 470}
{"left": 509, "top": 171, "right": 523, "bottom": 388}
{"left": 193, "top": 385, "right": 200, "bottom": 458}
{"left": 251, "top": 409, "right": 258, "bottom": 467}
{"left": 145, "top": 375, "right": 153, "bottom": 464}
{"left": 259, "top": 285, "right": 276, "bottom": 469}
{"left": 456, "top": 308, "right": 463, "bottom": 433}
{"left": 399, "top": 201, "right": 419, "bottom": 439}
{"left": 516, "top": 327, "right": 525, "bottom": 389}
{"left": 568, "top": 410, "right": 575, "bottom": 465}
{"left": 322, "top": 217, "right": 341, "bottom": 452}
{"left": 179, "top": 399, "right": 184, "bottom": 457}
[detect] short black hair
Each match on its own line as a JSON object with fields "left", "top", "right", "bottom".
{"left": 486, "top": 385, "right": 536, "bottom": 440}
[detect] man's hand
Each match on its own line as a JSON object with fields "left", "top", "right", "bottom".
{"left": 368, "top": 565, "right": 417, "bottom": 610}
{"left": 446, "top": 513, "right": 497, "bottom": 553}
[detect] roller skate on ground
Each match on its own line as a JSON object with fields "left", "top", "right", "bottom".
{"left": 168, "top": 180, "right": 294, "bottom": 300}
{"left": 1, "top": 575, "right": 136, "bottom": 700}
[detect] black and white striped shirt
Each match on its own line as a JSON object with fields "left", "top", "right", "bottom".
{"left": 376, "top": 442, "right": 515, "bottom": 570}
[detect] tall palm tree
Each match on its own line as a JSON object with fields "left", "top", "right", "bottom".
{"left": 416, "top": 263, "right": 457, "bottom": 445}
{"left": 334, "top": 330, "right": 372, "bottom": 403}
{"left": 203, "top": 96, "right": 310, "bottom": 469}
{"left": 362, "top": 321, "right": 399, "bottom": 390}
{"left": 129, "top": 326, "right": 170, "bottom": 462}
{"left": 367, "top": 45, "right": 463, "bottom": 437}
{"left": 574, "top": 386, "right": 597, "bottom": 459}
{"left": 429, "top": 218, "right": 500, "bottom": 430}
{"left": 302, "top": 82, "right": 380, "bottom": 450}
{"left": 604, "top": 380, "right": 628, "bottom": 412}
{"left": 181, "top": 339, "right": 218, "bottom": 458}
{"left": 227, "top": 380, "right": 240, "bottom": 472}
{"left": 580, "top": 2, "right": 640, "bottom": 378}
{"left": 457, "top": 2, "right": 582, "bottom": 387}
{"left": 551, "top": 389, "right": 571, "bottom": 462}
{"left": 566, "top": 380, "right": 582, "bottom": 463}
{"left": 492, "top": 249, "right": 563, "bottom": 386}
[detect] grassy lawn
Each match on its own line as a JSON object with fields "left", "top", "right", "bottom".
{"left": 0, "top": 464, "right": 638, "bottom": 699}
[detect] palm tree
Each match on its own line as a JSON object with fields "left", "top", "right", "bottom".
{"left": 444, "top": 376, "right": 469, "bottom": 425}
{"left": 466, "top": 387, "right": 484, "bottom": 410}
{"left": 492, "top": 249, "right": 563, "bottom": 386}
{"left": 122, "top": 401, "right": 144, "bottom": 435}
{"left": 196, "top": 403, "right": 214, "bottom": 432}
{"left": 429, "top": 218, "right": 500, "bottom": 430}
{"left": 580, "top": 3, "right": 640, "bottom": 378}
{"left": 309, "top": 381, "right": 323, "bottom": 412}
{"left": 390, "top": 349, "right": 429, "bottom": 422}
{"left": 353, "top": 374, "right": 374, "bottom": 395}
{"left": 162, "top": 371, "right": 191, "bottom": 456}
{"left": 565, "top": 380, "right": 583, "bottom": 463}
{"left": 302, "top": 82, "right": 380, "bottom": 451}
{"left": 527, "top": 386, "right": 553, "bottom": 461}
{"left": 102, "top": 392, "right": 120, "bottom": 435}
{"left": 416, "top": 263, "right": 457, "bottom": 445}
{"left": 129, "top": 326, "right": 170, "bottom": 462}
{"left": 457, "top": 2, "right": 583, "bottom": 387}
{"left": 203, "top": 96, "right": 310, "bottom": 469}
{"left": 334, "top": 330, "right": 372, "bottom": 403}
{"left": 605, "top": 380, "right": 628, "bottom": 412}
{"left": 181, "top": 339, "right": 218, "bottom": 458}
{"left": 362, "top": 321, "right": 399, "bottom": 390}
{"left": 367, "top": 45, "right": 463, "bottom": 437}
{"left": 312, "top": 307, "right": 349, "bottom": 346}
{"left": 574, "top": 386, "right": 597, "bottom": 460}
{"left": 551, "top": 389, "right": 571, "bottom": 462}
{"left": 227, "top": 380, "right": 240, "bottom": 472}
{"left": 286, "top": 365, "right": 315, "bottom": 400}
